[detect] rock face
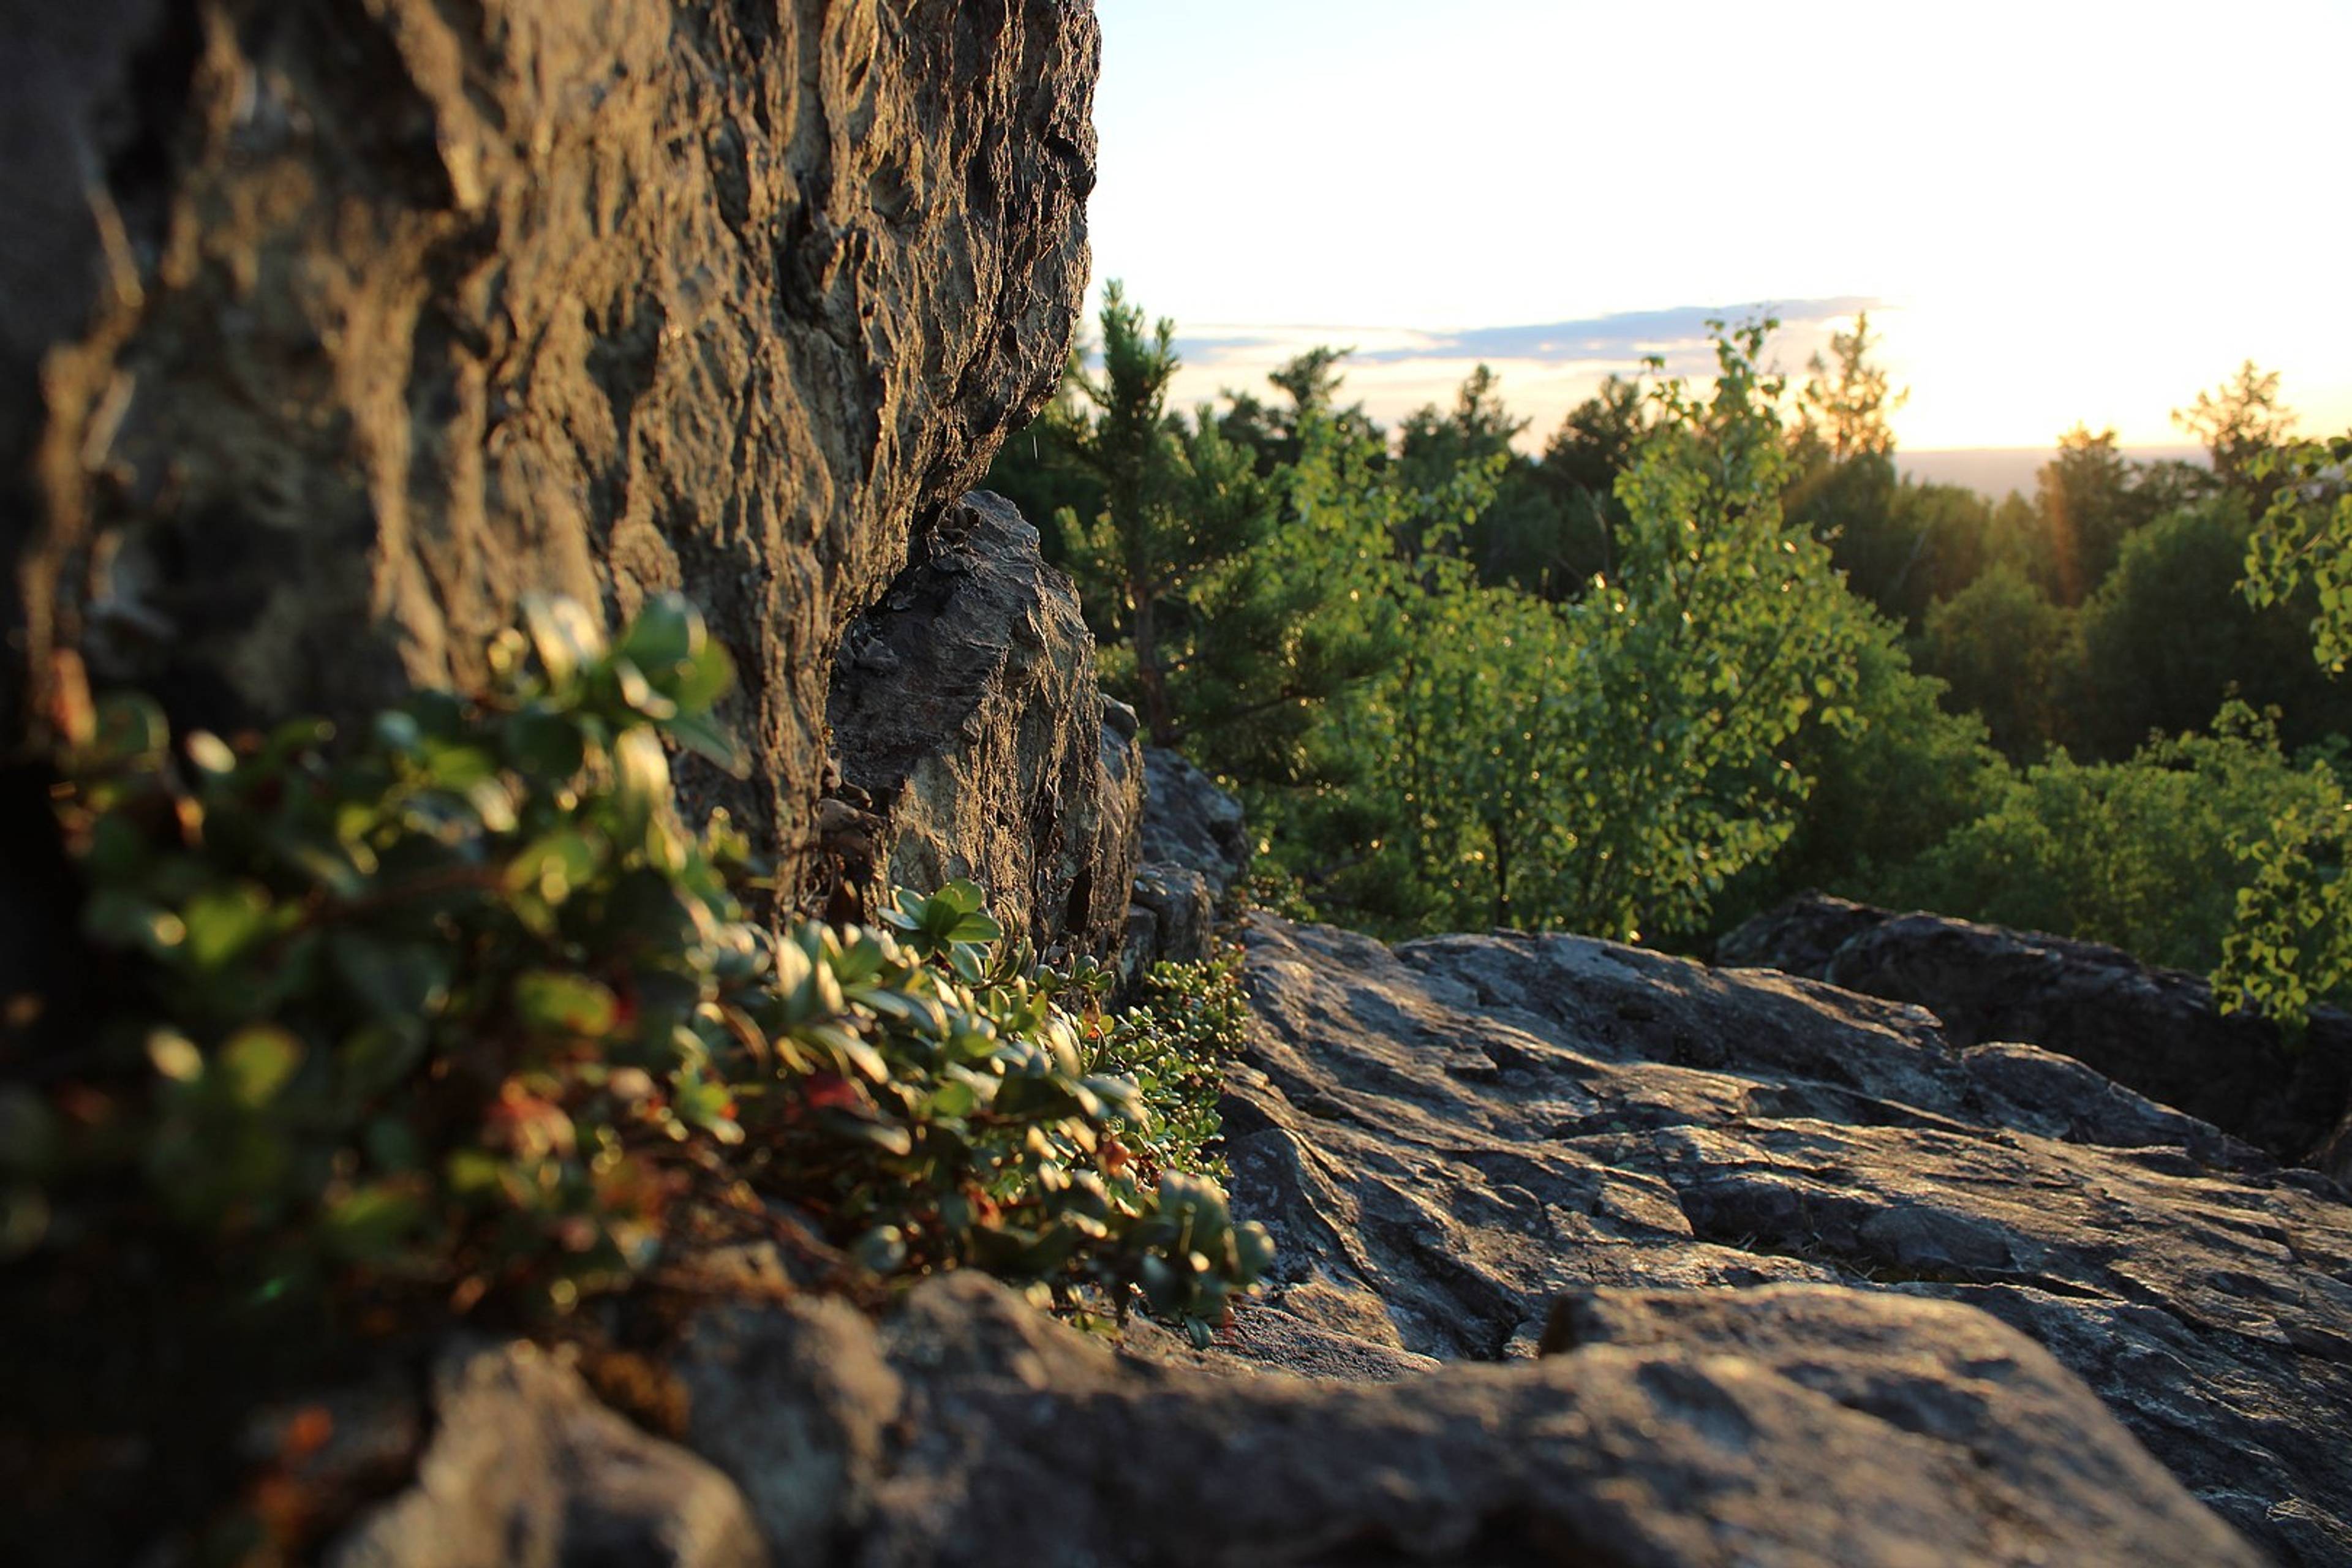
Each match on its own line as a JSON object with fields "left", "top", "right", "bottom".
{"left": 1223, "top": 916, "right": 2352, "bottom": 1566}
{"left": 0, "top": 0, "right": 1099, "bottom": 884}
{"left": 353, "top": 1270, "right": 2258, "bottom": 1568}
{"left": 1123, "top": 745, "right": 1251, "bottom": 975}
{"left": 827, "top": 491, "right": 1137, "bottom": 953}
{"left": 1719, "top": 894, "right": 2352, "bottom": 1177}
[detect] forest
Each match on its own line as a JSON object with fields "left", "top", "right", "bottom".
{"left": 983, "top": 288, "right": 2352, "bottom": 1026}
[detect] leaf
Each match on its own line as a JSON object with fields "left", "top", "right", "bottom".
{"left": 513, "top": 970, "right": 620, "bottom": 1038}
{"left": 323, "top": 1182, "right": 427, "bottom": 1262}
{"left": 333, "top": 935, "right": 454, "bottom": 1020}
{"left": 88, "top": 692, "right": 170, "bottom": 767}
{"left": 616, "top": 594, "right": 700, "bottom": 676}
{"left": 671, "top": 640, "right": 737, "bottom": 715}
{"left": 181, "top": 883, "right": 273, "bottom": 970}
{"left": 505, "top": 830, "right": 601, "bottom": 907}
{"left": 504, "top": 709, "right": 589, "bottom": 782}
{"left": 666, "top": 709, "right": 750, "bottom": 779}
{"left": 521, "top": 595, "right": 608, "bottom": 690}
{"left": 611, "top": 726, "right": 672, "bottom": 842}
{"left": 146, "top": 1030, "right": 205, "bottom": 1084}
{"left": 219, "top": 1027, "right": 305, "bottom": 1107}
{"left": 611, "top": 658, "right": 679, "bottom": 722}
{"left": 85, "top": 890, "right": 186, "bottom": 955}
{"left": 339, "top": 1019, "right": 429, "bottom": 1101}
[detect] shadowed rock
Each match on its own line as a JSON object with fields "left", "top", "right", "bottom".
{"left": 659, "top": 1272, "right": 2257, "bottom": 1566}
{"left": 827, "top": 491, "right": 1139, "bottom": 953}
{"left": 331, "top": 1341, "right": 762, "bottom": 1568}
{"left": 1123, "top": 745, "right": 1252, "bottom": 975}
{"left": 1719, "top": 893, "right": 2352, "bottom": 1176}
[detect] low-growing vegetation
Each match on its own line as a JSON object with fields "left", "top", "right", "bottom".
{"left": 9, "top": 594, "right": 1267, "bottom": 1341}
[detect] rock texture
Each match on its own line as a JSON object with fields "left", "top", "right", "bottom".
{"left": 1223, "top": 916, "right": 2352, "bottom": 1566}
{"left": 0, "top": 0, "right": 1099, "bottom": 878}
{"left": 1123, "top": 745, "right": 1251, "bottom": 975}
{"left": 827, "top": 491, "right": 1137, "bottom": 952}
{"left": 1720, "top": 894, "right": 2352, "bottom": 1176}
{"left": 349, "top": 1270, "right": 2258, "bottom": 1568}
{"left": 331, "top": 1341, "right": 762, "bottom": 1568}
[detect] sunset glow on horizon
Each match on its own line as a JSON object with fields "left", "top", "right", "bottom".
{"left": 1087, "top": 0, "right": 2352, "bottom": 453}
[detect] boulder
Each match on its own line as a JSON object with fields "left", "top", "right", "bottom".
{"left": 826, "top": 491, "right": 1139, "bottom": 953}
{"left": 1719, "top": 894, "right": 2352, "bottom": 1175}
{"left": 1121, "top": 745, "right": 1251, "bottom": 974}
{"left": 652, "top": 1270, "right": 2253, "bottom": 1567}
{"left": 1224, "top": 915, "right": 2352, "bottom": 1566}
{"left": 0, "top": 0, "right": 1099, "bottom": 891}
{"left": 331, "top": 1341, "right": 761, "bottom": 1568}
{"left": 1139, "top": 745, "right": 1251, "bottom": 895}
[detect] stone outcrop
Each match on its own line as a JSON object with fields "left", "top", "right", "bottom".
{"left": 1, "top": 0, "right": 1099, "bottom": 893}
{"left": 1719, "top": 894, "right": 2352, "bottom": 1177}
{"left": 1123, "top": 745, "right": 1251, "bottom": 974}
{"left": 1220, "top": 916, "right": 2352, "bottom": 1566}
{"left": 827, "top": 491, "right": 1138, "bottom": 953}
{"left": 348, "top": 1270, "right": 2258, "bottom": 1568}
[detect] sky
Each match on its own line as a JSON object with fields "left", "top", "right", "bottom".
{"left": 1083, "top": 0, "right": 2352, "bottom": 457}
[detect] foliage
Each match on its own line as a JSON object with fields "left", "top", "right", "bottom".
{"left": 1894, "top": 703, "right": 2343, "bottom": 980}
{"left": 1915, "top": 564, "right": 2075, "bottom": 761}
{"left": 1265, "top": 320, "right": 1874, "bottom": 942}
{"left": 1047, "top": 284, "right": 1393, "bottom": 784}
{"left": 1711, "top": 624, "right": 2007, "bottom": 935}
{"left": 1798, "top": 311, "right": 1906, "bottom": 462}
{"left": 10, "top": 597, "right": 1267, "bottom": 1340}
{"left": 2071, "top": 495, "right": 2352, "bottom": 760}
{"left": 2032, "top": 425, "right": 2183, "bottom": 606}
{"left": 1084, "top": 946, "right": 1251, "bottom": 1183}
{"left": 2219, "top": 424, "right": 2352, "bottom": 1029}
{"left": 2213, "top": 792, "right": 2352, "bottom": 1033}
{"left": 2176, "top": 360, "right": 2296, "bottom": 490}
{"left": 2243, "top": 432, "right": 2352, "bottom": 674}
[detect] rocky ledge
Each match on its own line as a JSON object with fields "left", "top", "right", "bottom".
{"left": 1213, "top": 916, "right": 2352, "bottom": 1566}
{"left": 1718, "top": 893, "right": 2352, "bottom": 1178}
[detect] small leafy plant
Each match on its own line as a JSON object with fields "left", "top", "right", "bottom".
{"left": 8, "top": 594, "right": 1268, "bottom": 1340}
{"left": 1085, "top": 945, "right": 1252, "bottom": 1182}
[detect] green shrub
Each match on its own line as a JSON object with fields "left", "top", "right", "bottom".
{"left": 9, "top": 595, "right": 1267, "bottom": 1340}
{"left": 1894, "top": 702, "right": 2347, "bottom": 986}
{"left": 1085, "top": 945, "right": 1252, "bottom": 1182}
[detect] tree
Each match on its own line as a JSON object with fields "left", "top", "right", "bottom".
{"left": 2176, "top": 361, "right": 2296, "bottom": 491}
{"left": 1533, "top": 374, "right": 1651, "bottom": 588}
{"left": 1915, "top": 565, "right": 2075, "bottom": 761}
{"left": 2212, "top": 426, "right": 2352, "bottom": 1029}
{"left": 1798, "top": 311, "right": 1907, "bottom": 462}
{"left": 2070, "top": 495, "right": 2352, "bottom": 761}
{"left": 1047, "top": 284, "right": 1385, "bottom": 783}
{"left": 1897, "top": 704, "right": 2339, "bottom": 978}
{"left": 2034, "top": 426, "right": 2149, "bottom": 605}
{"left": 1709, "top": 624, "right": 2007, "bottom": 941}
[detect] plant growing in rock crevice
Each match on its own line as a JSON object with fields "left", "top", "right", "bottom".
{"left": 7, "top": 595, "right": 1268, "bottom": 1340}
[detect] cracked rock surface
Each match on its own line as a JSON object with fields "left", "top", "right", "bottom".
{"left": 2, "top": 0, "right": 1098, "bottom": 878}
{"left": 358, "top": 1270, "right": 2258, "bottom": 1568}
{"left": 1222, "top": 916, "right": 2352, "bottom": 1566}
{"left": 1719, "top": 894, "right": 2352, "bottom": 1175}
{"left": 827, "top": 490, "right": 1139, "bottom": 954}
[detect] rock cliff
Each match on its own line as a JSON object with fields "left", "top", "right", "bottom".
{"left": 1, "top": 0, "right": 1101, "bottom": 900}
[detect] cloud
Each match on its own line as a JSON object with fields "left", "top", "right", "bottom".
{"left": 1150, "top": 298, "right": 1887, "bottom": 448}
{"left": 1169, "top": 297, "right": 1880, "bottom": 378}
